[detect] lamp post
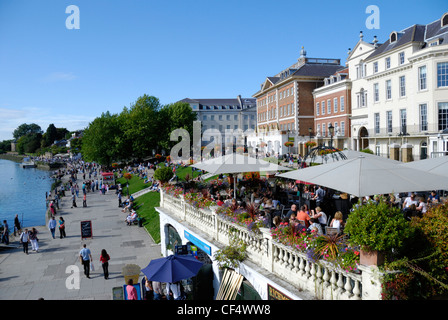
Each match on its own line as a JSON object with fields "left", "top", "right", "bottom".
{"left": 328, "top": 123, "right": 334, "bottom": 148}
{"left": 308, "top": 127, "right": 312, "bottom": 142}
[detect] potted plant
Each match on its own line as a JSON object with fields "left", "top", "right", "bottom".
{"left": 344, "top": 199, "right": 412, "bottom": 266}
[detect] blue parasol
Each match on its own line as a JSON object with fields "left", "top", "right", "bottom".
{"left": 141, "top": 254, "right": 204, "bottom": 283}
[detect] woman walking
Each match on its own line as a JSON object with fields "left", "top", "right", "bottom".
{"left": 58, "top": 217, "right": 66, "bottom": 238}
{"left": 100, "top": 249, "right": 110, "bottom": 279}
{"left": 29, "top": 227, "right": 39, "bottom": 252}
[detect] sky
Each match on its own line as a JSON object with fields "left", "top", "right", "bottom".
{"left": 0, "top": 0, "right": 446, "bottom": 141}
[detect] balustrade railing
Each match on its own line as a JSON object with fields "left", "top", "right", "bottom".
{"left": 160, "top": 191, "right": 380, "bottom": 300}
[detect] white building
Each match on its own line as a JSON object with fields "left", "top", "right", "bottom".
{"left": 347, "top": 12, "right": 448, "bottom": 161}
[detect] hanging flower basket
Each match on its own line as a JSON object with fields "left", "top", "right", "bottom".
{"left": 284, "top": 141, "right": 294, "bottom": 147}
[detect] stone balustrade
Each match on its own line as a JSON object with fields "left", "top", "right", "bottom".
{"left": 160, "top": 191, "right": 384, "bottom": 300}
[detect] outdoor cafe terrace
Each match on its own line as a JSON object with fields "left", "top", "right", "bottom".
{"left": 158, "top": 170, "right": 446, "bottom": 300}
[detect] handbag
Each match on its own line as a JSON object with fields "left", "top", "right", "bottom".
{"left": 90, "top": 261, "right": 95, "bottom": 271}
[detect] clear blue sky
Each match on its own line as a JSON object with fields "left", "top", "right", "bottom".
{"left": 0, "top": 0, "right": 446, "bottom": 141}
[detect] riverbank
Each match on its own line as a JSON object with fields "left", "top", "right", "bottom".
{"left": 0, "top": 170, "right": 161, "bottom": 300}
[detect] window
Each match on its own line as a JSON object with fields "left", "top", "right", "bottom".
{"left": 399, "top": 52, "right": 405, "bottom": 65}
{"left": 322, "top": 123, "right": 326, "bottom": 137}
{"left": 316, "top": 102, "right": 320, "bottom": 116}
{"left": 322, "top": 101, "right": 325, "bottom": 115}
{"left": 438, "top": 102, "right": 448, "bottom": 130}
{"left": 386, "top": 80, "right": 392, "bottom": 100}
{"left": 334, "top": 98, "right": 338, "bottom": 113}
{"left": 400, "top": 109, "right": 407, "bottom": 133}
{"left": 374, "top": 113, "right": 380, "bottom": 134}
{"left": 317, "top": 124, "right": 321, "bottom": 135}
{"left": 387, "top": 111, "right": 393, "bottom": 133}
{"left": 340, "top": 96, "right": 345, "bottom": 111}
{"left": 373, "top": 61, "right": 378, "bottom": 73}
{"left": 437, "top": 62, "right": 448, "bottom": 87}
{"left": 420, "top": 103, "right": 428, "bottom": 131}
{"left": 327, "top": 99, "right": 331, "bottom": 114}
{"left": 219, "top": 115, "right": 223, "bottom": 120}
{"left": 419, "top": 66, "right": 427, "bottom": 90}
{"left": 399, "top": 76, "right": 406, "bottom": 97}
{"left": 340, "top": 121, "right": 345, "bottom": 136}
{"left": 386, "top": 57, "right": 391, "bottom": 69}
{"left": 374, "top": 83, "right": 379, "bottom": 102}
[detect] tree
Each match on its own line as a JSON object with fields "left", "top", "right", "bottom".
{"left": 16, "top": 132, "right": 42, "bottom": 154}
{"left": 43, "top": 123, "right": 58, "bottom": 147}
{"left": 81, "top": 111, "right": 122, "bottom": 166}
{"left": 121, "top": 94, "right": 162, "bottom": 159}
{"left": 13, "top": 123, "right": 42, "bottom": 139}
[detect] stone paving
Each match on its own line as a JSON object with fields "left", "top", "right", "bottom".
{"left": 0, "top": 175, "right": 161, "bottom": 300}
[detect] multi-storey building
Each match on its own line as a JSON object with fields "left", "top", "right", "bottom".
{"left": 248, "top": 47, "right": 344, "bottom": 156}
{"left": 347, "top": 12, "right": 448, "bottom": 161}
{"left": 312, "top": 67, "right": 352, "bottom": 149}
{"left": 180, "top": 96, "right": 257, "bottom": 148}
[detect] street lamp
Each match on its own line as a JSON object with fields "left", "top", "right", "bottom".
{"left": 308, "top": 127, "right": 312, "bottom": 142}
{"left": 328, "top": 123, "right": 334, "bottom": 148}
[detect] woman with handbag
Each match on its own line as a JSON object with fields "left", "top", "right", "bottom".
{"left": 99, "top": 249, "right": 110, "bottom": 279}
{"left": 58, "top": 217, "right": 66, "bottom": 238}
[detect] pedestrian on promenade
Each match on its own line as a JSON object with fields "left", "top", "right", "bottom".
{"left": 19, "top": 228, "right": 30, "bottom": 254}
{"left": 153, "top": 281, "right": 163, "bottom": 300}
{"left": 75, "top": 184, "right": 79, "bottom": 198}
{"left": 1, "top": 220, "right": 9, "bottom": 245}
{"left": 83, "top": 193, "right": 87, "bottom": 207}
{"left": 49, "top": 201, "right": 56, "bottom": 216}
{"left": 79, "top": 244, "right": 93, "bottom": 278}
{"left": 99, "top": 249, "right": 110, "bottom": 279}
{"left": 48, "top": 216, "right": 57, "bottom": 239}
{"left": 126, "top": 279, "right": 138, "bottom": 300}
{"left": 58, "top": 217, "right": 66, "bottom": 238}
{"left": 71, "top": 193, "right": 77, "bottom": 208}
{"left": 143, "top": 277, "right": 154, "bottom": 300}
{"left": 29, "top": 227, "right": 39, "bottom": 252}
{"left": 14, "top": 214, "right": 21, "bottom": 236}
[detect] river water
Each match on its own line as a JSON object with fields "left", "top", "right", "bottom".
{"left": 0, "top": 159, "right": 53, "bottom": 229}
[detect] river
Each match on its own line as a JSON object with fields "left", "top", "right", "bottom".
{"left": 0, "top": 159, "right": 53, "bottom": 229}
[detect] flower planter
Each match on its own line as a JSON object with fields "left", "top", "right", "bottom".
{"left": 360, "top": 249, "right": 385, "bottom": 266}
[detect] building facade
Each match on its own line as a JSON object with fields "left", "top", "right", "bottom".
{"left": 249, "top": 47, "right": 344, "bottom": 156}
{"left": 347, "top": 12, "right": 448, "bottom": 161}
{"left": 180, "top": 96, "right": 257, "bottom": 150}
{"left": 312, "top": 67, "right": 352, "bottom": 149}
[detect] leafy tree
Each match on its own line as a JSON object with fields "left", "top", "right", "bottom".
{"left": 13, "top": 123, "right": 42, "bottom": 139}
{"left": 43, "top": 123, "right": 58, "bottom": 147}
{"left": 82, "top": 111, "right": 122, "bottom": 165}
{"left": 153, "top": 167, "right": 173, "bottom": 183}
{"left": 16, "top": 132, "right": 42, "bottom": 154}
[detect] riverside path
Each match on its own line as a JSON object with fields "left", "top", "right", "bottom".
{"left": 0, "top": 173, "right": 161, "bottom": 300}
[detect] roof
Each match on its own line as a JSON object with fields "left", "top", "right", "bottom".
{"left": 179, "top": 98, "right": 256, "bottom": 106}
{"left": 365, "top": 13, "right": 448, "bottom": 61}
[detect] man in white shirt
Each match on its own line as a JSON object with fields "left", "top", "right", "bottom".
{"left": 403, "top": 193, "right": 418, "bottom": 211}
{"left": 20, "top": 228, "right": 30, "bottom": 255}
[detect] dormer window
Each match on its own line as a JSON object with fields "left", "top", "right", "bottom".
{"left": 442, "top": 12, "right": 448, "bottom": 27}
{"left": 390, "top": 31, "right": 397, "bottom": 43}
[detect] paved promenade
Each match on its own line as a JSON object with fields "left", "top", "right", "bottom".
{"left": 0, "top": 175, "right": 161, "bottom": 300}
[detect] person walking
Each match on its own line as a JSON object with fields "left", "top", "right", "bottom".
{"left": 126, "top": 279, "right": 138, "bottom": 300}
{"left": 58, "top": 217, "right": 66, "bottom": 239}
{"left": 79, "top": 244, "right": 93, "bottom": 278}
{"left": 29, "top": 227, "right": 39, "bottom": 252}
{"left": 20, "top": 228, "right": 30, "bottom": 254}
{"left": 14, "top": 214, "right": 21, "bottom": 236}
{"left": 153, "top": 281, "right": 163, "bottom": 300}
{"left": 1, "top": 220, "right": 9, "bottom": 245}
{"left": 83, "top": 193, "right": 87, "bottom": 207}
{"left": 99, "top": 249, "right": 110, "bottom": 279}
{"left": 48, "top": 216, "right": 57, "bottom": 239}
{"left": 71, "top": 193, "right": 77, "bottom": 208}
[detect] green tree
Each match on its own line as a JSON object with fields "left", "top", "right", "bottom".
{"left": 121, "top": 94, "right": 162, "bottom": 159}
{"left": 16, "top": 132, "right": 42, "bottom": 154}
{"left": 82, "top": 111, "right": 122, "bottom": 165}
{"left": 13, "top": 123, "right": 42, "bottom": 139}
{"left": 43, "top": 123, "right": 58, "bottom": 147}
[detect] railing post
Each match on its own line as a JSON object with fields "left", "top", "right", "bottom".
{"left": 358, "top": 265, "right": 384, "bottom": 300}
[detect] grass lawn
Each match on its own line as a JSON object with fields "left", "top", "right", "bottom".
{"left": 133, "top": 191, "right": 161, "bottom": 244}
{"left": 116, "top": 173, "right": 150, "bottom": 195}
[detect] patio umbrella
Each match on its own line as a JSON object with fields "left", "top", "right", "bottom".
{"left": 278, "top": 155, "right": 447, "bottom": 198}
{"left": 400, "top": 156, "right": 448, "bottom": 178}
{"left": 141, "top": 254, "right": 204, "bottom": 283}
{"left": 191, "top": 153, "right": 291, "bottom": 198}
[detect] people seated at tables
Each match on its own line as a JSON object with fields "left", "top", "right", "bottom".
{"left": 296, "top": 205, "right": 311, "bottom": 228}
{"left": 285, "top": 204, "right": 298, "bottom": 219}
{"left": 125, "top": 210, "right": 138, "bottom": 225}
{"left": 427, "top": 190, "right": 440, "bottom": 204}
{"left": 330, "top": 211, "right": 344, "bottom": 233}
{"left": 403, "top": 193, "right": 418, "bottom": 212}
{"left": 311, "top": 207, "right": 327, "bottom": 229}
{"left": 216, "top": 195, "right": 224, "bottom": 206}
{"left": 416, "top": 197, "right": 427, "bottom": 215}
{"left": 307, "top": 218, "right": 323, "bottom": 235}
